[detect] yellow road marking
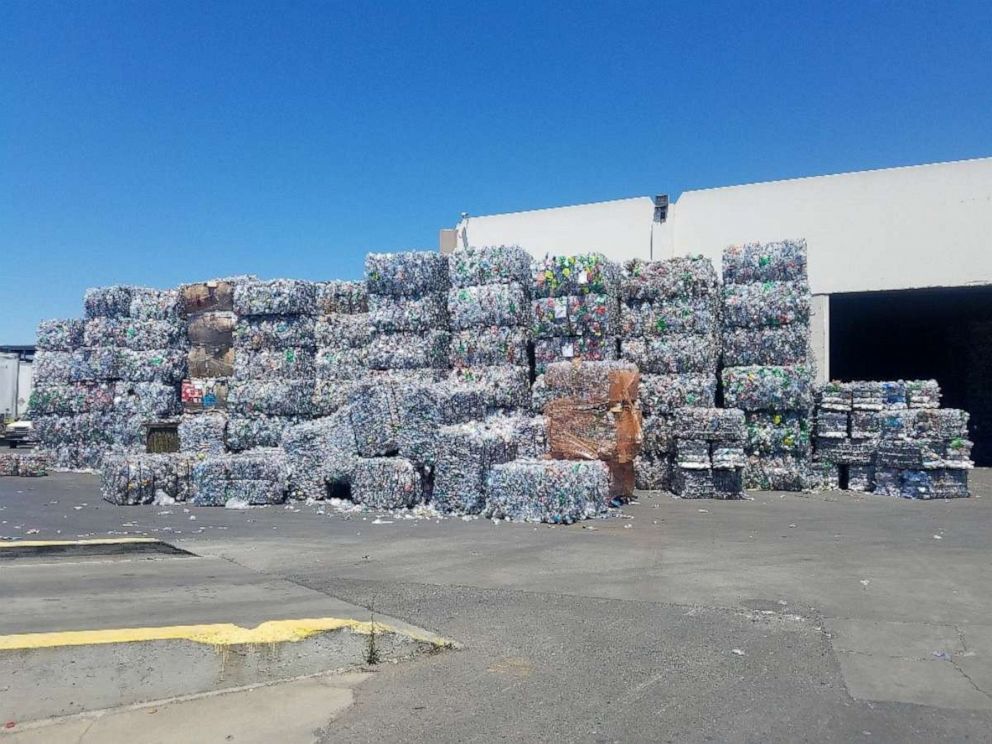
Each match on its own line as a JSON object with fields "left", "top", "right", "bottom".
{"left": 0, "top": 618, "right": 451, "bottom": 650}
{"left": 0, "top": 537, "right": 162, "bottom": 549}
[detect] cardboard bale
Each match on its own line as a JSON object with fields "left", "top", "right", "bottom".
{"left": 188, "top": 345, "right": 235, "bottom": 378}
{"left": 187, "top": 312, "right": 236, "bottom": 346}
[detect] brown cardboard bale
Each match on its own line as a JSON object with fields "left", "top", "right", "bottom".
{"left": 180, "top": 282, "right": 235, "bottom": 316}
{"left": 187, "top": 312, "right": 236, "bottom": 346}
{"left": 608, "top": 460, "right": 635, "bottom": 499}
{"left": 187, "top": 345, "right": 235, "bottom": 377}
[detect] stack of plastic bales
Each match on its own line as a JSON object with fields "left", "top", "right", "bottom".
{"left": 531, "top": 254, "right": 620, "bottom": 375}
{"left": 447, "top": 246, "right": 532, "bottom": 411}
{"left": 721, "top": 240, "right": 814, "bottom": 491}
{"left": 229, "top": 280, "right": 318, "bottom": 451}
{"left": 671, "top": 408, "right": 747, "bottom": 499}
{"left": 313, "top": 281, "right": 369, "bottom": 416}
{"left": 620, "top": 256, "right": 720, "bottom": 491}
{"left": 813, "top": 381, "right": 882, "bottom": 490}
{"left": 874, "top": 407, "right": 972, "bottom": 498}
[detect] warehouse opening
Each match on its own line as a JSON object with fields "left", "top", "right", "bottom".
{"left": 830, "top": 286, "right": 992, "bottom": 465}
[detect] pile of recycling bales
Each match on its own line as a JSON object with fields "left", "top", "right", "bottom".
{"left": 813, "top": 380, "right": 973, "bottom": 497}
{"left": 313, "top": 281, "right": 369, "bottom": 415}
{"left": 619, "top": 256, "right": 720, "bottom": 491}
{"left": 720, "top": 240, "right": 815, "bottom": 490}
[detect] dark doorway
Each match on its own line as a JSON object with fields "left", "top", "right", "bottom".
{"left": 830, "top": 286, "right": 992, "bottom": 465}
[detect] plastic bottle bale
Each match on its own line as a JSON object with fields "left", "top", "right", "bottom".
{"left": 347, "top": 382, "right": 402, "bottom": 456}
{"left": 847, "top": 465, "right": 874, "bottom": 492}
{"left": 808, "top": 461, "right": 841, "bottom": 490}
{"left": 233, "top": 279, "right": 318, "bottom": 317}
{"left": 675, "top": 439, "right": 710, "bottom": 469}
{"left": 878, "top": 409, "right": 918, "bottom": 439}
{"left": 815, "top": 411, "right": 849, "bottom": 439}
{"left": 622, "top": 334, "right": 718, "bottom": 374}
{"left": 915, "top": 408, "right": 970, "bottom": 439}
{"left": 316, "top": 280, "right": 368, "bottom": 315}
{"left": 876, "top": 440, "right": 923, "bottom": 469}
{"left": 531, "top": 254, "right": 619, "bottom": 299}
{"left": 129, "top": 288, "right": 182, "bottom": 321}
{"left": 234, "top": 316, "right": 316, "bottom": 351}
{"left": 721, "top": 366, "right": 815, "bottom": 412}
{"left": 498, "top": 414, "right": 548, "bottom": 459}
{"left": 0, "top": 453, "right": 20, "bottom": 477}
{"left": 943, "top": 437, "right": 974, "bottom": 468}
{"left": 351, "top": 457, "right": 423, "bottom": 509}
{"left": 744, "top": 454, "right": 810, "bottom": 491}
{"left": 817, "top": 382, "right": 853, "bottom": 412}
{"left": 234, "top": 348, "right": 316, "bottom": 381}
{"left": 711, "top": 446, "right": 747, "bottom": 470}
{"left": 638, "top": 373, "right": 716, "bottom": 415}
{"left": 448, "top": 245, "right": 532, "bottom": 288}
{"left": 813, "top": 437, "right": 853, "bottom": 465}
{"left": 851, "top": 382, "right": 885, "bottom": 411}
{"left": 84, "top": 286, "right": 135, "bottom": 319}
{"left": 227, "top": 414, "right": 299, "bottom": 452}
{"left": 33, "top": 351, "right": 76, "bottom": 384}
{"left": 7, "top": 452, "right": 51, "bottom": 478}
{"left": 450, "top": 366, "right": 530, "bottom": 411}
{"left": 365, "top": 251, "right": 449, "bottom": 297}
{"left": 566, "top": 294, "right": 619, "bottom": 337}
{"left": 114, "top": 381, "right": 181, "bottom": 418}
{"left": 366, "top": 330, "right": 450, "bottom": 370}
{"left": 712, "top": 468, "right": 744, "bottom": 499}
{"left": 432, "top": 375, "right": 490, "bottom": 421}
{"left": 673, "top": 408, "right": 746, "bottom": 443}
{"left": 281, "top": 409, "right": 358, "bottom": 500}
{"left": 448, "top": 283, "right": 529, "bottom": 330}
{"left": 900, "top": 469, "right": 934, "bottom": 499}
{"left": 315, "top": 314, "right": 370, "bottom": 348}
{"left": 116, "top": 349, "right": 186, "bottom": 383}
{"left": 744, "top": 411, "right": 812, "bottom": 456}
{"left": 634, "top": 455, "right": 671, "bottom": 491}
{"left": 228, "top": 379, "right": 315, "bottom": 417}
{"left": 432, "top": 422, "right": 518, "bottom": 513}
{"left": 312, "top": 378, "right": 360, "bottom": 416}
{"left": 722, "top": 239, "right": 807, "bottom": 285}
{"left": 29, "top": 384, "right": 89, "bottom": 416}
{"left": 533, "top": 336, "right": 617, "bottom": 374}
{"left": 620, "top": 297, "right": 718, "bottom": 337}
{"left": 721, "top": 282, "right": 810, "bottom": 329}
{"left": 485, "top": 459, "right": 611, "bottom": 524}
{"left": 531, "top": 297, "right": 572, "bottom": 339}
{"left": 449, "top": 326, "right": 530, "bottom": 368}
{"left": 621, "top": 256, "right": 719, "bottom": 302}
{"left": 673, "top": 467, "right": 714, "bottom": 499}
{"left": 369, "top": 293, "right": 449, "bottom": 333}
{"left": 315, "top": 348, "right": 368, "bottom": 381}
{"left": 722, "top": 325, "right": 809, "bottom": 367}
{"left": 36, "top": 319, "right": 85, "bottom": 351}
{"left": 906, "top": 379, "right": 941, "bottom": 409}
{"left": 849, "top": 411, "right": 882, "bottom": 439}
{"left": 85, "top": 347, "right": 123, "bottom": 381}
{"left": 191, "top": 450, "right": 288, "bottom": 506}
{"left": 641, "top": 415, "right": 673, "bottom": 457}
{"left": 178, "top": 413, "right": 228, "bottom": 454}
{"left": 544, "top": 361, "right": 639, "bottom": 402}
{"left": 873, "top": 468, "right": 901, "bottom": 497}
{"left": 931, "top": 469, "right": 969, "bottom": 498}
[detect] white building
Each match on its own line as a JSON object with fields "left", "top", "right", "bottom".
{"left": 443, "top": 157, "right": 992, "bottom": 462}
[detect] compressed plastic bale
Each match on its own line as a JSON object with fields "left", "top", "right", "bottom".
{"left": 873, "top": 468, "right": 901, "bottom": 497}
{"left": 234, "top": 279, "right": 317, "bottom": 317}
{"left": 367, "top": 330, "right": 450, "bottom": 370}
{"left": 847, "top": 465, "right": 875, "bottom": 492}
{"left": 931, "top": 469, "right": 969, "bottom": 498}
{"left": 448, "top": 283, "right": 529, "bottom": 330}
{"left": 347, "top": 382, "right": 402, "bottom": 456}
{"left": 673, "top": 408, "right": 746, "bottom": 443}
{"left": 900, "top": 469, "right": 934, "bottom": 500}
{"left": 876, "top": 440, "right": 923, "bottom": 469}
{"left": 312, "top": 378, "right": 361, "bottom": 416}
{"left": 744, "top": 454, "right": 810, "bottom": 491}
{"left": 351, "top": 457, "right": 423, "bottom": 509}
{"left": 906, "top": 379, "right": 941, "bottom": 409}
{"left": 712, "top": 468, "right": 744, "bottom": 499}
{"left": 234, "top": 348, "right": 316, "bottom": 381}
{"left": 315, "top": 347, "right": 368, "bottom": 381}
{"left": 450, "top": 366, "right": 530, "bottom": 411}
{"left": 449, "top": 326, "right": 530, "bottom": 368}
{"left": 365, "top": 251, "right": 449, "bottom": 297}
{"left": 227, "top": 414, "right": 299, "bottom": 452}
{"left": 87, "top": 347, "right": 122, "bottom": 380}
{"left": 114, "top": 381, "right": 181, "bottom": 418}
{"left": 101, "top": 453, "right": 195, "bottom": 505}
{"left": 721, "top": 282, "right": 810, "bottom": 329}
{"left": 722, "top": 239, "right": 807, "bottom": 285}
{"left": 432, "top": 421, "right": 518, "bottom": 513}
{"left": 809, "top": 462, "right": 841, "bottom": 490}
{"left": 532, "top": 295, "right": 617, "bottom": 339}
{"left": 722, "top": 325, "right": 809, "bottom": 367}
{"left": 191, "top": 450, "right": 288, "bottom": 506}
{"left": 673, "top": 467, "right": 714, "bottom": 498}
{"left": 878, "top": 409, "right": 918, "bottom": 439}
{"left": 850, "top": 411, "right": 882, "bottom": 439}
{"left": 8, "top": 452, "right": 52, "bottom": 477}
{"left": 721, "top": 365, "right": 815, "bottom": 412}
{"left": 943, "top": 437, "right": 974, "bottom": 468}
{"left": 0, "top": 453, "right": 20, "bottom": 477}
{"left": 84, "top": 285, "right": 135, "bottom": 319}
{"left": 622, "top": 334, "right": 718, "bottom": 374}
{"left": 534, "top": 336, "right": 617, "bottom": 374}
{"left": 880, "top": 381, "right": 907, "bottom": 408}
{"left": 634, "top": 455, "right": 671, "bottom": 491}
{"left": 818, "top": 382, "right": 853, "bottom": 411}
{"left": 314, "top": 314, "right": 370, "bottom": 348}
{"left": 228, "top": 379, "right": 315, "bottom": 417}
{"left": 178, "top": 413, "right": 228, "bottom": 454}
{"left": 448, "top": 245, "right": 531, "bottom": 288}
{"left": 316, "top": 280, "right": 368, "bottom": 315}
{"left": 129, "top": 288, "right": 182, "bottom": 321}
{"left": 620, "top": 297, "right": 718, "bottom": 337}
{"left": 675, "top": 439, "right": 710, "bottom": 468}
{"left": 501, "top": 414, "right": 548, "bottom": 459}
{"left": 531, "top": 297, "right": 571, "bottom": 338}
{"left": 638, "top": 374, "right": 716, "bottom": 415}
{"left": 712, "top": 446, "right": 747, "bottom": 470}
{"left": 234, "top": 316, "right": 316, "bottom": 350}
{"left": 33, "top": 351, "right": 76, "bottom": 384}
{"left": 815, "top": 411, "right": 849, "bottom": 439}
{"left": 544, "top": 361, "right": 639, "bottom": 401}
{"left": 531, "top": 254, "right": 619, "bottom": 299}
{"left": 281, "top": 410, "right": 359, "bottom": 500}
{"left": 641, "top": 415, "right": 673, "bottom": 457}
{"left": 485, "top": 459, "right": 611, "bottom": 524}
{"left": 369, "top": 293, "right": 449, "bottom": 333}
{"left": 84, "top": 318, "right": 186, "bottom": 351}
{"left": 851, "top": 382, "right": 885, "bottom": 411}
{"left": 29, "top": 383, "right": 115, "bottom": 416}
{"left": 36, "top": 319, "right": 85, "bottom": 351}
{"left": 744, "top": 411, "right": 812, "bottom": 456}
{"left": 621, "top": 256, "right": 719, "bottom": 302}
{"left": 117, "top": 349, "right": 187, "bottom": 383}
{"left": 914, "top": 408, "right": 969, "bottom": 439}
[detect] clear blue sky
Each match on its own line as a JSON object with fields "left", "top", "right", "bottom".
{"left": 2, "top": 1, "right": 990, "bottom": 342}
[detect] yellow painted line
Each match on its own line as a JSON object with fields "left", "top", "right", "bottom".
{"left": 0, "top": 537, "right": 161, "bottom": 549}
{"left": 0, "top": 618, "right": 453, "bottom": 651}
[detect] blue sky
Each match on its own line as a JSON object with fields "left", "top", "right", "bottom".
{"left": 2, "top": 0, "right": 990, "bottom": 342}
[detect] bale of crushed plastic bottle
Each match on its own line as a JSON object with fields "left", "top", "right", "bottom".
{"left": 433, "top": 422, "right": 518, "bottom": 513}
{"left": 744, "top": 454, "right": 810, "bottom": 491}
{"left": 815, "top": 411, "right": 849, "bottom": 439}
{"left": 640, "top": 415, "right": 673, "bottom": 458}
{"left": 543, "top": 360, "right": 639, "bottom": 401}
{"left": 722, "top": 365, "right": 815, "bottom": 412}
{"left": 930, "top": 468, "right": 969, "bottom": 498}
{"left": 674, "top": 408, "right": 746, "bottom": 443}
{"left": 448, "top": 283, "right": 529, "bottom": 330}
{"left": 234, "top": 279, "right": 318, "bottom": 317}
{"left": 316, "top": 280, "right": 368, "bottom": 315}
{"left": 744, "top": 411, "right": 812, "bottom": 455}
{"left": 711, "top": 446, "right": 747, "bottom": 470}
{"left": 281, "top": 409, "right": 359, "bottom": 500}
{"left": 638, "top": 373, "right": 716, "bottom": 415}
{"left": 906, "top": 379, "right": 941, "bottom": 409}
{"left": 129, "top": 288, "right": 183, "bottom": 321}
{"left": 532, "top": 295, "right": 618, "bottom": 338}
{"left": 36, "top": 319, "right": 85, "bottom": 351}
{"left": 848, "top": 465, "right": 874, "bottom": 492}
{"left": 449, "top": 326, "right": 530, "bottom": 367}
{"left": 850, "top": 381, "right": 885, "bottom": 411}
{"left": 722, "top": 239, "right": 807, "bottom": 285}
{"left": 83, "top": 318, "right": 187, "bottom": 351}
{"left": 448, "top": 245, "right": 532, "bottom": 288}
{"left": 721, "top": 282, "right": 810, "bottom": 329}
{"left": 33, "top": 351, "right": 77, "bottom": 384}
{"left": 817, "top": 382, "right": 853, "bottom": 411}
{"left": 29, "top": 383, "right": 115, "bottom": 416}
{"left": 621, "top": 334, "right": 718, "bottom": 374}
{"left": 448, "top": 366, "right": 530, "bottom": 411}
{"left": 178, "top": 413, "right": 228, "bottom": 454}
{"left": 314, "top": 347, "right": 367, "bottom": 381}
{"left": 722, "top": 325, "right": 809, "bottom": 367}
{"left": 314, "top": 314, "right": 370, "bottom": 348}
{"left": 234, "top": 316, "right": 316, "bottom": 350}
{"left": 84, "top": 285, "right": 135, "bottom": 319}
{"left": 114, "top": 381, "right": 181, "bottom": 418}
{"left": 532, "top": 254, "right": 619, "bottom": 299}
{"left": 712, "top": 468, "right": 745, "bottom": 499}
{"left": 233, "top": 348, "right": 316, "bottom": 380}
{"left": 228, "top": 379, "right": 315, "bottom": 417}
{"left": 621, "top": 256, "right": 720, "bottom": 302}
{"left": 365, "top": 251, "right": 449, "bottom": 297}
{"left": 534, "top": 336, "right": 617, "bottom": 374}
{"left": 226, "top": 414, "right": 300, "bottom": 452}
{"left": 673, "top": 467, "right": 714, "bottom": 498}
{"left": 620, "top": 297, "right": 719, "bottom": 337}
{"left": 116, "top": 349, "right": 188, "bottom": 383}
{"left": 351, "top": 456, "right": 423, "bottom": 509}
{"left": 675, "top": 439, "right": 710, "bottom": 469}
{"left": 102, "top": 453, "right": 196, "bottom": 505}
{"left": 190, "top": 449, "right": 288, "bottom": 506}
{"left": 366, "top": 330, "right": 450, "bottom": 370}
{"left": 485, "top": 459, "right": 610, "bottom": 524}
{"left": 634, "top": 455, "right": 671, "bottom": 491}
{"left": 369, "top": 293, "right": 449, "bottom": 333}
{"left": 0, "top": 452, "right": 49, "bottom": 478}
